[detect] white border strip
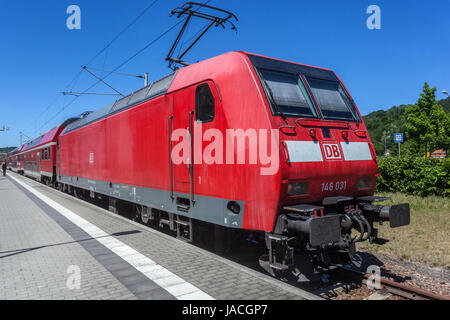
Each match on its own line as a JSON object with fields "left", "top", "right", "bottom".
{"left": 9, "top": 174, "right": 214, "bottom": 300}
{"left": 340, "top": 142, "right": 372, "bottom": 161}
{"left": 285, "top": 140, "right": 324, "bottom": 162}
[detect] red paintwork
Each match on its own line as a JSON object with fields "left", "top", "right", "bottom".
{"left": 55, "top": 51, "right": 377, "bottom": 233}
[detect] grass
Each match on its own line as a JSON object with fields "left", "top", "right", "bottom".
{"left": 357, "top": 192, "right": 449, "bottom": 269}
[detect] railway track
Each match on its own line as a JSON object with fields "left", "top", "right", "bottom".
{"left": 334, "top": 267, "right": 449, "bottom": 300}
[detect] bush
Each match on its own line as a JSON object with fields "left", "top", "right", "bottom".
{"left": 376, "top": 156, "right": 450, "bottom": 197}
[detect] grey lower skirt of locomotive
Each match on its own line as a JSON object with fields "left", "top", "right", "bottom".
{"left": 259, "top": 195, "right": 410, "bottom": 280}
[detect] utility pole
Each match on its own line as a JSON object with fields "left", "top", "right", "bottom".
{"left": 384, "top": 135, "right": 390, "bottom": 155}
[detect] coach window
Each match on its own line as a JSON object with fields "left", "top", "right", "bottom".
{"left": 41, "top": 149, "right": 45, "bottom": 160}
{"left": 47, "top": 148, "right": 51, "bottom": 160}
{"left": 195, "top": 83, "right": 215, "bottom": 123}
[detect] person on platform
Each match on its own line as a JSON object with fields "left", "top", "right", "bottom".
{"left": 2, "top": 162, "right": 6, "bottom": 177}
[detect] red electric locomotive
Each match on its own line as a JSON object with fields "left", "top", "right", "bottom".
{"left": 53, "top": 51, "right": 410, "bottom": 279}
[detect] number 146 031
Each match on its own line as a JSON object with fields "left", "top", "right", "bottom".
{"left": 321, "top": 181, "right": 347, "bottom": 192}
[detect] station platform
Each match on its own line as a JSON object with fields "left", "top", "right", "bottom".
{"left": 0, "top": 172, "right": 320, "bottom": 300}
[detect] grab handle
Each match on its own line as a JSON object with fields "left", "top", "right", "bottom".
{"left": 168, "top": 115, "right": 174, "bottom": 200}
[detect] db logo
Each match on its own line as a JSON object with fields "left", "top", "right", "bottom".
{"left": 322, "top": 143, "right": 342, "bottom": 160}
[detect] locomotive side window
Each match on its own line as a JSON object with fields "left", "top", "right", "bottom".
{"left": 258, "top": 69, "right": 318, "bottom": 118}
{"left": 305, "top": 77, "right": 360, "bottom": 122}
{"left": 195, "top": 84, "right": 215, "bottom": 123}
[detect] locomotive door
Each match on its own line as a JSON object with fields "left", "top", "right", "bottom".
{"left": 170, "top": 81, "right": 219, "bottom": 204}
{"left": 171, "top": 86, "right": 196, "bottom": 199}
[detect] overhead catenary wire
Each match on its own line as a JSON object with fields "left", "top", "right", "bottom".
{"left": 83, "top": 67, "right": 146, "bottom": 79}
{"left": 29, "top": 0, "right": 213, "bottom": 138}
{"left": 24, "top": 0, "right": 161, "bottom": 138}
{"left": 84, "top": 0, "right": 161, "bottom": 67}
{"left": 81, "top": 66, "right": 124, "bottom": 96}
{"left": 32, "top": 19, "right": 185, "bottom": 136}
{"left": 23, "top": 68, "right": 83, "bottom": 134}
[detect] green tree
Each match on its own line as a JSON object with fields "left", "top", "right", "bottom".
{"left": 405, "top": 82, "right": 449, "bottom": 156}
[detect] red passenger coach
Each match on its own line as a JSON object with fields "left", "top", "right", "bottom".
{"left": 53, "top": 51, "right": 410, "bottom": 279}
{"left": 6, "top": 147, "right": 19, "bottom": 171}
{"left": 11, "top": 125, "right": 71, "bottom": 184}
{"left": 8, "top": 146, "right": 25, "bottom": 174}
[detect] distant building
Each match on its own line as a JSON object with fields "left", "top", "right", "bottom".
{"left": 431, "top": 149, "right": 446, "bottom": 159}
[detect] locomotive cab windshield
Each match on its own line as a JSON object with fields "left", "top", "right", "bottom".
{"left": 305, "top": 77, "right": 361, "bottom": 122}
{"left": 248, "top": 53, "right": 361, "bottom": 123}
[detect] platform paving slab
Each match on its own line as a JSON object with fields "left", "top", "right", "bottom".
{"left": 0, "top": 175, "right": 137, "bottom": 300}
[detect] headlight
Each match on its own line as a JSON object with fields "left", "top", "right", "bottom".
{"left": 357, "top": 177, "right": 373, "bottom": 190}
{"left": 288, "top": 182, "right": 309, "bottom": 196}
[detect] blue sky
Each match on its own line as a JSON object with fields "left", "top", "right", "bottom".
{"left": 1, "top": 0, "right": 449, "bottom": 147}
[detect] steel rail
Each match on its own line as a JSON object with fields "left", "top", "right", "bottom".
{"left": 339, "top": 267, "right": 449, "bottom": 300}
{"left": 362, "top": 273, "right": 450, "bottom": 301}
